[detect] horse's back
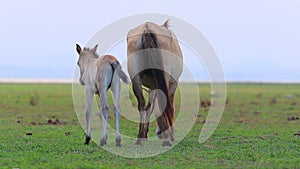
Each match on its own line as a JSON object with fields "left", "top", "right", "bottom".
{"left": 127, "top": 22, "right": 173, "bottom": 52}
{"left": 98, "top": 55, "right": 117, "bottom": 65}
{"left": 95, "top": 55, "right": 117, "bottom": 88}
{"left": 127, "top": 21, "right": 183, "bottom": 82}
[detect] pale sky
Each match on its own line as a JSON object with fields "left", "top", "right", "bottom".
{"left": 0, "top": 0, "right": 299, "bottom": 82}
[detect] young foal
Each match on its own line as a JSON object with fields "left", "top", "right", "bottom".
{"left": 76, "top": 44, "right": 129, "bottom": 147}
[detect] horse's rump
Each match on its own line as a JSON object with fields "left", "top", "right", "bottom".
{"left": 132, "top": 23, "right": 174, "bottom": 133}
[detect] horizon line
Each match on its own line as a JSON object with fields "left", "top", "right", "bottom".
{"left": 1, "top": 78, "right": 300, "bottom": 84}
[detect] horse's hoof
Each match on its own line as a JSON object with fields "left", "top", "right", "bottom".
{"left": 135, "top": 139, "right": 142, "bottom": 145}
{"left": 84, "top": 135, "right": 91, "bottom": 145}
{"left": 116, "top": 142, "right": 121, "bottom": 147}
{"left": 156, "top": 130, "right": 163, "bottom": 139}
{"left": 162, "top": 141, "right": 172, "bottom": 147}
{"left": 157, "top": 133, "right": 163, "bottom": 139}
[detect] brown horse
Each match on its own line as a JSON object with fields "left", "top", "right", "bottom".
{"left": 127, "top": 20, "right": 183, "bottom": 146}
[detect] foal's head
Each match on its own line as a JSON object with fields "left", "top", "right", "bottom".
{"left": 75, "top": 44, "right": 98, "bottom": 85}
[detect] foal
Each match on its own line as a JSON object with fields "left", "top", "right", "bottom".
{"left": 76, "top": 44, "right": 129, "bottom": 147}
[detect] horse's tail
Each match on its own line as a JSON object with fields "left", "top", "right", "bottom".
{"left": 111, "top": 61, "right": 130, "bottom": 84}
{"left": 140, "top": 24, "right": 173, "bottom": 137}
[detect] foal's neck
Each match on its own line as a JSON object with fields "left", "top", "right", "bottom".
{"left": 84, "top": 54, "right": 98, "bottom": 63}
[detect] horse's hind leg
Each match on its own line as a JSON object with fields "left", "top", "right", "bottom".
{"left": 99, "top": 90, "right": 109, "bottom": 146}
{"left": 132, "top": 77, "right": 147, "bottom": 145}
{"left": 157, "top": 82, "right": 178, "bottom": 145}
{"left": 169, "top": 81, "right": 178, "bottom": 142}
{"left": 150, "top": 89, "right": 172, "bottom": 146}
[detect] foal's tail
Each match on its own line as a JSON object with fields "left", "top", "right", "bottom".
{"left": 111, "top": 61, "right": 130, "bottom": 84}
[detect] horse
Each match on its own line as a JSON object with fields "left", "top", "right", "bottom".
{"left": 127, "top": 20, "right": 183, "bottom": 146}
{"left": 75, "top": 44, "right": 129, "bottom": 147}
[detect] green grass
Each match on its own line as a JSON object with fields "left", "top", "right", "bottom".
{"left": 0, "top": 83, "right": 299, "bottom": 168}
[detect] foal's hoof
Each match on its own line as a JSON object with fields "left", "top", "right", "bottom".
{"left": 100, "top": 139, "right": 107, "bottom": 146}
{"left": 116, "top": 137, "right": 121, "bottom": 147}
{"left": 116, "top": 142, "right": 121, "bottom": 147}
{"left": 162, "top": 141, "right": 172, "bottom": 147}
{"left": 84, "top": 136, "right": 91, "bottom": 145}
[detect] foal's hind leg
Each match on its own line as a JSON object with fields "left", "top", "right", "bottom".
{"left": 99, "top": 90, "right": 109, "bottom": 146}
{"left": 113, "top": 105, "right": 121, "bottom": 147}
{"left": 85, "top": 89, "right": 94, "bottom": 145}
{"left": 111, "top": 77, "right": 121, "bottom": 147}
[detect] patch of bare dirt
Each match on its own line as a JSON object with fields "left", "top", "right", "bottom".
{"left": 287, "top": 116, "right": 299, "bottom": 121}
{"left": 254, "top": 111, "right": 261, "bottom": 115}
{"left": 65, "top": 132, "right": 71, "bottom": 136}
{"left": 294, "top": 131, "right": 300, "bottom": 136}
{"left": 250, "top": 101, "right": 259, "bottom": 105}
{"left": 255, "top": 93, "right": 263, "bottom": 98}
{"left": 47, "top": 118, "right": 66, "bottom": 125}
{"left": 270, "top": 98, "right": 277, "bottom": 105}
{"left": 200, "top": 99, "right": 211, "bottom": 108}
{"left": 28, "top": 117, "right": 67, "bottom": 126}
{"left": 26, "top": 132, "right": 32, "bottom": 136}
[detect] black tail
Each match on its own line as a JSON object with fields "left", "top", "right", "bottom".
{"left": 105, "top": 61, "right": 129, "bottom": 92}
{"left": 111, "top": 61, "right": 130, "bottom": 84}
{"left": 140, "top": 25, "right": 173, "bottom": 135}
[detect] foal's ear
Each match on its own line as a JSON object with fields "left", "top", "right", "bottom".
{"left": 76, "top": 44, "right": 82, "bottom": 54}
{"left": 90, "top": 44, "right": 98, "bottom": 53}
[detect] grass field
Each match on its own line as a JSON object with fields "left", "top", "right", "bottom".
{"left": 0, "top": 83, "right": 299, "bottom": 168}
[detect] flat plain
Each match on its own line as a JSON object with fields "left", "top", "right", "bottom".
{"left": 0, "top": 83, "right": 299, "bottom": 168}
